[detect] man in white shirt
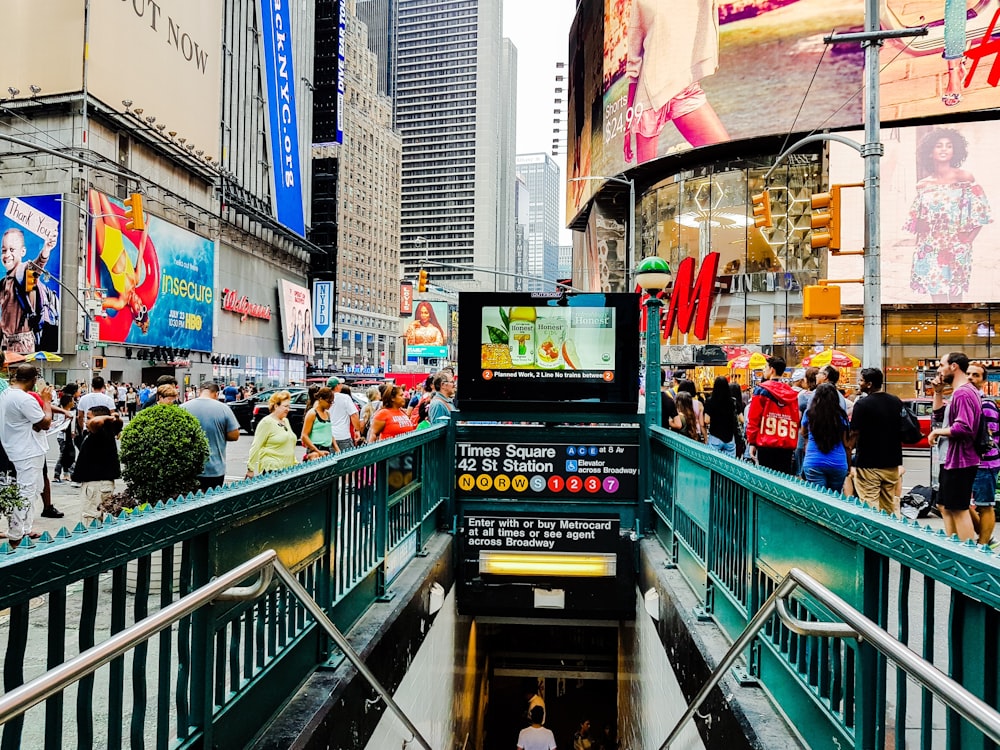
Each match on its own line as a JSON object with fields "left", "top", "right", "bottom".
{"left": 76, "top": 375, "right": 117, "bottom": 432}
{"left": 0, "top": 366, "right": 52, "bottom": 544}
{"left": 328, "top": 384, "right": 361, "bottom": 452}
{"left": 517, "top": 706, "right": 556, "bottom": 750}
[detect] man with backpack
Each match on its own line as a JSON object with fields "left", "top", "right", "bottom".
{"left": 928, "top": 352, "right": 982, "bottom": 542}
{"left": 849, "top": 368, "right": 905, "bottom": 515}
{"left": 967, "top": 362, "right": 998, "bottom": 546}
{"left": 746, "top": 356, "right": 800, "bottom": 474}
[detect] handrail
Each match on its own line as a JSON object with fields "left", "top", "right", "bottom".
{"left": 0, "top": 550, "right": 434, "bottom": 750}
{"left": 659, "top": 567, "right": 1000, "bottom": 749}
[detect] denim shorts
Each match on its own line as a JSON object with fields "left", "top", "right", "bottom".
{"left": 972, "top": 465, "right": 1000, "bottom": 508}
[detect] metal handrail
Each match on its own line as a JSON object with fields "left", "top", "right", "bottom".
{"left": 659, "top": 567, "right": 1000, "bottom": 749}
{"left": 0, "top": 550, "right": 434, "bottom": 750}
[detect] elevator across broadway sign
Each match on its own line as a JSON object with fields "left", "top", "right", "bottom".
{"left": 454, "top": 441, "right": 638, "bottom": 500}
{"left": 464, "top": 512, "right": 620, "bottom": 553}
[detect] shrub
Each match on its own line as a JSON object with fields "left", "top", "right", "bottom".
{"left": 0, "top": 479, "right": 28, "bottom": 517}
{"left": 119, "top": 405, "right": 209, "bottom": 505}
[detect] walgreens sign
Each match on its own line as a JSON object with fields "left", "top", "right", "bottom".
{"left": 221, "top": 288, "right": 272, "bottom": 322}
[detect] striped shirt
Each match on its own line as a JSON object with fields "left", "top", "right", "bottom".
{"left": 981, "top": 396, "right": 1000, "bottom": 470}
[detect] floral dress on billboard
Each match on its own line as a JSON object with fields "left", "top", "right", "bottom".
{"left": 904, "top": 179, "right": 991, "bottom": 296}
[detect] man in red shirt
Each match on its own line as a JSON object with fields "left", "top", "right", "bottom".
{"left": 746, "top": 356, "right": 800, "bottom": 474}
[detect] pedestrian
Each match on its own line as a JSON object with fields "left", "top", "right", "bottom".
{"left": 53, "top": 391, "right": 77, "bottom": 483}
{"left": 223, "top": 381, "right": 240, "bottom": 403}
{"left": 156, "top": 384, "right": 179, "bottom": 405}
{"left": 703, "top": 376, "right": 737, "bottom": 457}
{"left": 76, "top": 375, "right": 116, "bottom": 434}
{"left": 729, "top": 381, "right": 746, "bottom": 458}
{"left": 658, "top": 370, "right": 679, "bottom": 430}
{"left": 928, "top": 352, "right": 982, "bottom": 541}
{"left": 370, "top": 385, "right": 415, "bottom": 441}
{"left": 408, "top": 376, "right": 434, "bottom": 425}
{"left": 0, "top": 365, "right": 53, "bottom": 545}
{"left": 138, "top": 375, "right": 177, "bottom": 412}
{"left": 968, "top": 362, "right": 1000, "bottom": 545}
{"left": 358, "top": 386, "right": 382, "bottom": 442}
{"left": 115, "top": 381, "right": 127, "bottom": 412}
{"left": 677, "top": 379, "right": 704, "bottom": 439}
{"left": 801, "top": 383, "right": 850, "bottom": 492}
{"left": 574, "top": 718, "right": 594, "bottom": 750}
{"left": 745, "top": 356, "right": 800, "bottom": 473}
{"left": 181, "top": 382, "right": 240, "bottom": 492}
{"left": 125, "top": 384, "right": 137, "bottom": 419}
{"left": 849, "top": 368, "right": 905, "bottom": 515}
{"left": 670, "top": 392, "right": 700, "bottom": 441}
{"left": 245, "top": 391, "right": 297, "bottom": 478}
{"left": 300, "top": 387, "right": 335, "bottom": 456}
{"left": 427, "top": 371, "right": 456, "bottom": 424}
{"left": 71, "top": 405, "right": 122, "bottom": 519}
{"left": 517, "top": 706, "right": 556, "bottom": 750}
{"left": 793, "top": 366, "right": 819, "bottom": 475}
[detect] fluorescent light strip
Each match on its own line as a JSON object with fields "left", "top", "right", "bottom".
{"left": 478, "top": 551, "right": 616, "bottom": 578}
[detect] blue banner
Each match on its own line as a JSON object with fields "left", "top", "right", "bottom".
{"left": 259, "top": 0, "right": 305, "bottom": 236}
{"left": 313, "top": 280, "right": 332, "bottom": 337}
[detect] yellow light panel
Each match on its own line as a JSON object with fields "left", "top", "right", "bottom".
{"left": 478, "top": 551, "right": 616, "bottom": 578}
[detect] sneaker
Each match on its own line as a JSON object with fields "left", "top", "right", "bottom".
{"left": 70, "top": 482, "right": 81, "bottom": 488}
{"left": 52, "top": 477, "right": 63, "bottom": 484}
{"left": 40, "top": 506, "right": 65, "bottom": 519}
{"left": 63, "top": 474, "right": 72, "bottom": 482}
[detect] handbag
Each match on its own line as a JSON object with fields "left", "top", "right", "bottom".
{"left": 899, "top": 404, "right": 922, "bottom": 445}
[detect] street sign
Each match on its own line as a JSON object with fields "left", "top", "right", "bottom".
{"left": 313, "top": 280, "right": 333, "bottom": 338}
{"left": 88, "top": 322, "right": 99, "bottom": 344}
{"left": 76, "top": 344, "right": 89, "bottom": 351}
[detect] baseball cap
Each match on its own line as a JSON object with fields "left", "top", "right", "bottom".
{"left": 326, "top": 376, "right": 341, "bottom": 387}
{"left": 791, "top": 368, "right": 806, "bottom": 382}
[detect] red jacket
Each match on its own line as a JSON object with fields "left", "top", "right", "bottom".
{"left": 746, "top": 379, "right": 800, "bottom": 450}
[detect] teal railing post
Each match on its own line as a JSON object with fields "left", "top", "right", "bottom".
{"left": 375, "top": 455, "right": 390, "bottom": 598}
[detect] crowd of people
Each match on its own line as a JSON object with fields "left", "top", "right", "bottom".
{"left": 658, "top": 352, "right": 999, "bottom": 545}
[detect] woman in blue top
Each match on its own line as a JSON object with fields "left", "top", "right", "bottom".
{"left": 801, "top": 383, "right": 849, "bottom": 491}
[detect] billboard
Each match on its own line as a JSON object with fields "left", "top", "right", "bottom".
{"left": 278, "top": 279, "right": 314, "bottom": 356}
{"left": 0, "top": 195, "right": 63, "bottom": 354}
{"left": 404, "top": 300, "right": 449, "bottom": 358}
{"left": 829, "top": 121, "right": 999, "bottom": 305}
{"left": 259, "top": 0, "right": 306, "bottom": 236}
{"left": 567, "top": 0, "right": 1000, "bottom": 221}
{"left": 7, "top": 1, "right": 223, "bottom": 160}
{"left": 87, "top": 190, "right": 215, "bottom": 351}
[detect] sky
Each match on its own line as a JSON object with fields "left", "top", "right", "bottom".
{"left": 502, "top": 0, "right": 577, "bottom": 243}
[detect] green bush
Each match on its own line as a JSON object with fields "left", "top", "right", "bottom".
{"left": 119, "top": 405, "right": 209, "bottom": 505}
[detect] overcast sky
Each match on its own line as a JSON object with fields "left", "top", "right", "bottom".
{"left": 503, "top": 0, "right": 577, "bottom": 241}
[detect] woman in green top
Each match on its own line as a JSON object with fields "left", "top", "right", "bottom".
{"left": 301, "top": 386, "right": 334, "bottom": 456}
{"left": 245, "top": 391, "right": 296, "bottom": 477}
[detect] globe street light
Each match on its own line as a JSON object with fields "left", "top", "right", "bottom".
{"left": 635, "top": 256, "right": 672, "bottom": 432}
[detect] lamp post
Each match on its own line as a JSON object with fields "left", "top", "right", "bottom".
{"left": 569, "top": 174, "right": 635, "bottom": 289}
{"left": 635, "top": 257, "right": 672, "bottom": 432}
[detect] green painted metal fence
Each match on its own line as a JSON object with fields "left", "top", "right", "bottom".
{"left": 649, "top": 425, "right": 1000, "bottom": 750}
{"left": 0, "top": 426, "right": 449, "bottom": 749}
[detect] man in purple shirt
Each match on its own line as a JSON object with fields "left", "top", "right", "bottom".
{"left": 928, "top": 352, "right": 982, "bottom": 541}
{"left": 968, "top": 362, "right": 999, "bottom": 545}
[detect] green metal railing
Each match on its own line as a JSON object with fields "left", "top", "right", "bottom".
{"left": 648, "top": 426, "right": 1000, "bottom": 750}
{"left": 0, "top": 426, "right": 449, "bottom": 749}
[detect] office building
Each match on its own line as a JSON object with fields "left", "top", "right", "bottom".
{"left": 516, "top": 153, "right": 561, "bottom": 292}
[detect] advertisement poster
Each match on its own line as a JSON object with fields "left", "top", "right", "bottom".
{"left": 0, "top": 194, "right": 62, "bottom": 354}
{"left": 87, "top": 190, "right": 214, "bottom": 350}
{"left": 829, "top": 121, "right": 1000, "bottom": 305}
{"left": 278, "top": 279, "right": 314, "bottom": 357}
{"left": 404, "top": 299, "right": 449, "bottom": 358}
{"left": 479, "top": 305, "right": 616, "bottom": 377}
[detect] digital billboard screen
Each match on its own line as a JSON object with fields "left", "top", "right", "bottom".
{"left": 278, "top": 279, "right": 314, "bottom": 356}
{"left": 405, "top": 299, "right": 449, "bottom": 358}
{"left": 457, "top": 293, "right": 640, "bottom": 415}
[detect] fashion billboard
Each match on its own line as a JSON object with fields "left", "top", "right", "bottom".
{"left": 259, "top": 0, "right": 306, "bottom": 236}
{"left": 87, "top": 190, "right": 215, "bottom": 351}
{"left": 7, "top": 0, "right": 223, "bottom": 161}
{"left": 405, "top": 300, "right": 449, "bottom": 358}
{"left": 278, "top": 279, "right": 314, "bottom": 357}
{"left": 828, "top": 121, "right": 998, "bottom": 305}
{"left": 567, "top": 0, "right": 1000, "bottom": 221}
{"left": 0, "top": 195, "right": 63, "bottom": 354}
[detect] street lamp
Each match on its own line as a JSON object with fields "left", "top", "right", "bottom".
{"left": 568, "top": 174, "right": 636, "bottom": 289}
{"left": 635, "top": 256, "right": 672, "bottom": 431}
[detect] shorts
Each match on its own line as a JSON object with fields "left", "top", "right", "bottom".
{"left": 82, "top": 480, "right": 116, "bottom": 510}
{"left": 972, "top": 466, "right": 999, "bottom": 508}
{"left": 636, "top": 83, "right": 708, "bottom": 138}
{"left": 938, "top": 466, "right": 978, "bottom": 511}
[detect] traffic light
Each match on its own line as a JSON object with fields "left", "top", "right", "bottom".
{"left": 123, "top": 193, "right": 145, "bottom": 232}
{"left": 803, "top": 284, "right": 841, "bottom": 319}
{"left": 751, "top": 189, "right": 773, "bottom": 228}
{"left": 810, "top": 186, "right": 842, "bottom": 251}
{"left": 418, "top": 268, "right": 428, "bottom": 294}
{"left": 93, "top": 356, "right": 106, "bottom": 370}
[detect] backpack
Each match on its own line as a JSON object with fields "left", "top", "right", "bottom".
{"left": 899, "top": 403, "right": 923, "bottom": 445}
{"left": 975, "top": 398, "right": 997, "bottom": 458}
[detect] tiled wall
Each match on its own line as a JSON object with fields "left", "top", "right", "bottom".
{"left": 618, "top": 589, "right": 706, "bottom": 750}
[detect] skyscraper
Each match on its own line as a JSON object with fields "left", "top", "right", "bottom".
{"left": 515, "top": 153, "right": 561, "bottom": 292}
{"left": 395, "top": 0, "right": 510, "bottom": 291}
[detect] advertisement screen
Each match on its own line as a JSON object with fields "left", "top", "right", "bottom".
{"left": 829, "top": 121, "right": 1000, "bottom": 305}
{"left": 405, "top": 300, "right": 449, "bottom": 358}
{"left": 0, "top": 194, "right": 63, "bottom": 354}
{"left": 278, "top": 279, "right": 314, "bottom": 356}
{"left": 457, "top": 293, "right": 640, "bottom": 415}
{"left": 567, "top": 0, "right": 1000, "bottom": 222}
{"left": 87, "top": 190, "right": 215, "bottom": 350}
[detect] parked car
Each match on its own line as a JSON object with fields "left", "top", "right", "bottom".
{"left": 250, "top": 389, "right": 367, "bottom": 439}
{"left": 901, "top": 398, "right": 934, "bottom": 449}
{"left": 230, "top": 387, "right": 306, "bottom": 434}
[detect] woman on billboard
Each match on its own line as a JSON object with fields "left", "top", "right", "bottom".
{"left": 904, "top": 128, "right": 991, "bottom": 303}
{"left": 404, "top": 301, "right": 446, "bottom": 346}
{"left": 622, "top": 0, "right": 729, "bottom": 164}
